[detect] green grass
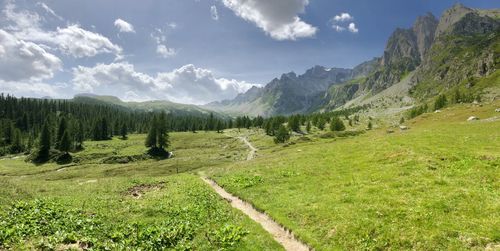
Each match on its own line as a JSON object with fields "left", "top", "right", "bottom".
{"left": 0, "top": 132, "right": 281, "bottom": 250}
{"left": 208, "top": 101, "right": 500, "bottom": 250}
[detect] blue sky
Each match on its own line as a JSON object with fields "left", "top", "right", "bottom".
{"left": 0, "top": 0, "right": 498, "bottom": 104}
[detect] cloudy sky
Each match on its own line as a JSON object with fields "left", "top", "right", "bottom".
{"left": 0, "top": 0, "right": 497, "bottom": 104}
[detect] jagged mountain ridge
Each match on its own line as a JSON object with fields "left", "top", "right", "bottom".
{"left": 316, "top": 3, "right": 499, "bottom": 114}
{"left": 205, "top": 66, "right": 357, "bottom": 116}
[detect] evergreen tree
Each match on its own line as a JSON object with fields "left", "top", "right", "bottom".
{"left": 434, "top": 94, "right": 447, "bottom": 110}
{"left": 399, "top": 117, "right": 405, "bottom": 125}
{"left": 367, "top": 121, "right": 373, "bottom": 130}
{"left": 317, "top": 117, "right": 326, "bottom": 130}
{"left": 120, "top": 123, "right": 128, "bottom": 139}
{"left": 75, "top": 121, "right": 84, "bottom": 150}
{"left": 216, "top": 120, "right": 224, "bottom": 133}
{"left": 288, "top": 115, "right": 300, "bottom": 133}
{"left": 59, "top": 131, "right": 71, "bottom": 153}
{"left": 157, "top": 112, "right": 170, "bottom": 149}
{"left": 145, "top": 117, "right": 158, "bottom": 148}
{"left": 10, "top": 128, "right": 23, "bottom": 153}
{"left": 274, "top": 125, "right": 290, "bottom": 144}
{"left": 306, "top": 120, "right": 311, "bottom": 133}
{"left": 37, "top": 121, "right": 51, "bottom": 161}
{"left": 55, "top": 117, "right": 67, "bottom": 150}
{"left": 330, "top": 117, "right": 345, "bottom": 131}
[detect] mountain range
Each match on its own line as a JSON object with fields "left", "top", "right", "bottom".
{"left": 204, "top": 3, "right": 499, "bottom": 117}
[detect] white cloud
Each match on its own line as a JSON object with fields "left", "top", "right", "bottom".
{"left": 221, "top": 0, "right": 317, "bottom": 41}
{"left": 3, "top": 2, "right": 122, "bottom": 58}
{"left": 70, "top": 62, "right": 258, "bottom": 104}
{"left": 156, "top": 44, "right": 176, "bottom": 58}
{"left": 156, "top": 64, "right": 257, "bottom": 104}
{"left": 36, "top": 2, "right": 63, "bottom": 20}
{"left": 114, "top": 18, "right": 135, "bottom": 33}
{"left": 210, "top": 5, "right": 219, "bottom": 20}
{"left": 0, "top": 29, "right": 62, "bottom": 81}
{"left": 72, "top": 62, "right": 156, "bottom": 94}
{"left": 332, "top": 25, "right": 345, "bottom": 32}
{"left": 151, "top": 29, "right": 176, "bottom": 58}
{"left": 330, "top": 12, "right": 358, "bottom": 33}
{"left": 348, "top": 22, "right": 358, "bottom": 33}
{"left": 333, "top": 13, "right": 353, "bottom": 22}
{"left": 0, "top": 80, "right": 64, "bottom": 98}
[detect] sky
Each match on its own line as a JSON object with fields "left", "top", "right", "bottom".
{"left": 0, "top": 0, "right": 498, "bottom": 105}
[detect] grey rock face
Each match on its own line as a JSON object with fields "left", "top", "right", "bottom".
{"left": 413, "top": 12, "right": 438, "bottom": 60}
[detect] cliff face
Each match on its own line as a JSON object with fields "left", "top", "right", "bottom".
{"left": 413, "top": 13, "right": 439, "bottom": 60}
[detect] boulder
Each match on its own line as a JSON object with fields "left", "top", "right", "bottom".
{"left": 495, "top": 108, "right": 500, "bottom": 112}
{"left": 467, "top": 116, "right": 479, "bottom": 121}
{"left": 399, "top": 125, "right": 409, "bottom": 130}
{"left": 434, "top": 110, "right": 442, "bottom": 113}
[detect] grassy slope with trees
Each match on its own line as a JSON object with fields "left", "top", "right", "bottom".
{"left": 0, "top": 132, "right": 282, "bottom": 250}
{"left": 208, "top": 101, "right": 500, "bottom": 250}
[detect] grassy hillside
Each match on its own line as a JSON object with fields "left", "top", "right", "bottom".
{"left": 0, "top": 133, "right": 281, "bottom": 250}
{"left": 207, "top": 101, "right": 500, "bottom": 250}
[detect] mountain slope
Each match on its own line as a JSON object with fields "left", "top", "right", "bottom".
{"left": 320, "top": 4, "right": 499, "bottom": 115}
{"left": 205, "top": 66, "right": 354, "bottom": 116}
{"left": 73, "top": 94, "right": 221, "bottom": 117}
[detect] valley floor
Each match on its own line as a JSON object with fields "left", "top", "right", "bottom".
{"left": 0, "top": 101, "right": 499, "bottom": 250}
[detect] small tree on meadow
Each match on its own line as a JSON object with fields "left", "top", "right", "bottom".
{"left": 36, "top": 121, "right": 51, "bottom": 162}
{"left": 330, "top": 117, "right": 346, "bottom": 131}
{"left": 274, "top": 125, "right": 290, "bottom": 144}
{"left": 367, "top": 121, "right": 373, "bottom": 130}
{"left": 317, "top": 118, "right": 326, "bottom": 131}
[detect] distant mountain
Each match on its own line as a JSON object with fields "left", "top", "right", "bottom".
{"left": 73, "top": 94, "right": 223, "bottom": 117}
{"left": 205, "top": 66, "right": 356, "bottom": 116}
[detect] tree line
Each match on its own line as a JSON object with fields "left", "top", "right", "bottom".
{"left": 0, "top": 94, "right": 232, "bottom": 157}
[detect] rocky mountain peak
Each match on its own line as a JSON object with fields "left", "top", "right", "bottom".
{"left": 435, "top": 3, "right": 474, "bottom": 37}
{"left": 412, "top": 12, "right": 438, "bottom": 60}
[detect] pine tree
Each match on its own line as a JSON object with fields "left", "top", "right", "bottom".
{"left": 399, "top": 117, "right": 405, "bottom": 125}
{"left": 157, "top": 112, "right": 170, "bottom": 149}
{"left": 274, "top": 125, "right": 290, "bottom": 144}
{"left": 145, "top": 117, "right": 158, "bottom": 148}
{"left": 59, "top": 131, "right": 71, "bottom": 153}
{"left": 306, "top": 120, "right": 311, "bottom": 133}
{"left": 37, "top": 121, "right": 51, "bottom": 161}
{"left": 330, "top": 117, "right": 345, "bottom": 131}
{"left": 367, "top": 121, "right": 373, "bottom": 130}
{"left": 10, "top": 128, "right": 23, "bottom": 154}
{"left": 317, "top": 117, "right": 326, "bottom": 131}
{"left": 55, "top": 117, "right": 67, "bottom": 150}
{"left": 75, "top": 121, "right": 84, "bottom": 150}
{"left": 216, "top": 120, "right": 224, "bottom": 133}
{"left": 120, "top": 123, "right": 128, "bottom": 139}
{"left": 288, "top": 115, "right": 300, "bottom": 133}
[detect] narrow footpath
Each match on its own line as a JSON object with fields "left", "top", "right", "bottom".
{"left": 201, "top": 135, "right": 311, "bottom": 251}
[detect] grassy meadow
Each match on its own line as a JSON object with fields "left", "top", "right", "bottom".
{"left": 0, "top": 101, "right": 499, "bottom": 250}
{"left": 0, "top": 132, "right": 281, "bottom": 250}
{"left": 208, "top": 101, "right": 500, "bottom": 250}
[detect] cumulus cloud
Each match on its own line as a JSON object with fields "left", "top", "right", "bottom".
{"left": 330, "top": 12, "right": 358, "bottom": 33}
{"left": 3, "top": 2, "right": 122, "bottom": 58}
{"left": 221, "top": 0, "right": 317, "bottom": 40}
{"left": 333, "top": 13, "right": 353, "bottom": 22}
{"left": 71, "top": 62, "right": 258, "bottom": 104}
{"left": 0, "top": 29, "right": 62, "bottom": 81}
{"left": 114, "top": 18, "right": 135, "bottom": 33}
{"left": 210, "top": 5, "right": 219, "bottom": 20}
{"left": 0, "top": 80, "right": 64, "bottom": 98}
{"left": 151, "top": 29, "right": 176, "bottom": 58}
{"left": 348, "top": 22, "right": 358, "bottom": 33}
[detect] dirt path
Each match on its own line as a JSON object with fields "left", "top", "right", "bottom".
{"left": 201, "top": 177, "right": 310, "bottom": 251}
{"left": 238, "top": 136, "right": 257, "bottom": 160}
